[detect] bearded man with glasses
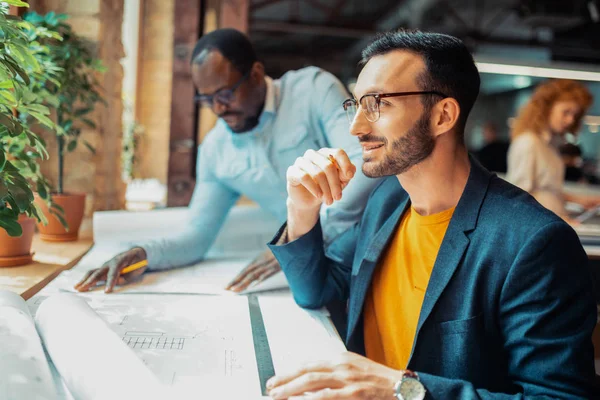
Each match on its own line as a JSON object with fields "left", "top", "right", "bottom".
{"left": 75, "top": 29, "right": 380, "bottom": 294}
{"left": 266, "top": 30, "right": 597, "bottom": 399}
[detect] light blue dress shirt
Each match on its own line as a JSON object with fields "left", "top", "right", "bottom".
{"left": 140, "top": 67, "right": 380, "bottom": 270}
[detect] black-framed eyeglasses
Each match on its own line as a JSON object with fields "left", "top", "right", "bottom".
{"left": 195, "top": 71, "right": 250, "bottom": 107}
{"left": 342, "top": 91, "right": 448, "bottom": 123}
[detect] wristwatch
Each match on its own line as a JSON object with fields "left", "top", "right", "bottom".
{"left": 394, "top": 370, "right": 426, "bottom": 400}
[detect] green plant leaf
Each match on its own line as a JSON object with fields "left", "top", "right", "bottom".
{"left": 0, "top": 90, "right": 17, "bottom": 105}
{"left": 6, "top": 181, "right": 33, "bottom": 212}
{"left": 0, "top": 217, "right": 23, "bottom": 237}
{"left": 0, "top": 179, "right": 9, "bottom": 200}
{"left": 31, "top": 201, "right": 48, "bottom": 225}
{"left": 81, "top": 118, "right": 96, "bottom": 129}
{"left": 36, "top": 180, "right": 48, "bottom": 199}
{"left": 28, "top": 111, "right": 54, "bottom": 128}
{"left": 3, "top": 0, "right": 30, "bottom": 7}
{"left": 67, "top": 140, "right": 77, "bottom": 152}
{"left": 83, "top": 140, "right": 95, "bottom": 154}
{"left": 0, "top": 151, "right": 6, "bottom": 173}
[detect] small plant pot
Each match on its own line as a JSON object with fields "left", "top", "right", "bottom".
{"left": 35, "top": 193, "right": 86, "bottom": 242}
{"left": 0, "top": 216, "right": 35, "bottom": 267}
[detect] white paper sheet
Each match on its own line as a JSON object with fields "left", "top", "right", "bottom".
{"left": 65, "top": 293, "right": 265, "bottom": 399}
{"left": 35, "top": 294, "right": 169, "bottom": 400}
{"left": 0, "top": 290, "right": 58, "bottom": 400}
{"left": 44, "top": 257, "right": 290, "bottom": 296}
{"left": 259, "top": 294, "right": 346, "bottom": 376}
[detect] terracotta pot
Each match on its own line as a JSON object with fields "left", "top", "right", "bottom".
{"left": 0, "top": 216, "right": 35, "bottom": 267}
{"left": 35, "top": 193, "right": 86, "bottom": 242}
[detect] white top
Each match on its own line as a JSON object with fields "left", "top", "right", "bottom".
{"left": 506, "top": 131, "right": 566, "bottom": 218}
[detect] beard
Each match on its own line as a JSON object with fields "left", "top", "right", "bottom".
{"left": 362, "top": 108, "right": 435, "bottom": 178}
{"left": 224, "top": 113, "right": 260, "bottom": 133}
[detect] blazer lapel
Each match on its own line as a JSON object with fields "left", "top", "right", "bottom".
{"left": 407, "top": 157, "right": 492, "bottom": 365}
{"left": 346, "top": 196, "right": 410, "bottom": 342}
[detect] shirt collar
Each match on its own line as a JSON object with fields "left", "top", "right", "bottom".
{"left": 263, "top": 76, "right": 276, "bottom": 115}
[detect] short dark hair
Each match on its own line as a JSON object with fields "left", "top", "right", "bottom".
{"left": 361, "top": 29, "right": 480, "bottom": 130}
{"left": 191, "top": 28, "right": 257, "bottom": 74}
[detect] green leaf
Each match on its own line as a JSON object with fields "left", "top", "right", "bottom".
{"left": 67, "top": 140, "right": 77, "bottom": 152}
{"left": 31, "top": 201, "right": 48, "bottom": 225}
{"left": 0, "top": 217, "right": 23, "bottom": 237}
{"left": 83, "top": 140, "right": 95, "bottom": 154}
{"left": 6, "top": 181, "right": 33, "bottom": 212}
{"left": 36, "top": 180, "right": 48, "bottom": 200}
{"left": 0, "top": 90, "right": 17, "bottom": 105}
{"left": 24, "top": 103, "right": 50, "bottom": 115}
{"left": 0, "top": 179, "right": 9, "bottom": 200}
{"left": 0, "top": 151, "right": 6, "bottom": 173}
{"left": 81, "top": 118, "right": 96, "bottom": 129}
{"left": 28, "top": 111, "right": 54, "bottom": 129}
{"left": 3, "top": 0, "right": 30, "bottom": 7}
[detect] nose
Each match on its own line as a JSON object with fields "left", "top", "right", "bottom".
{"left": 349, "top": 107, "right": 372, "bottom": 138}
{"left": 212, "top": 100, "right": 228, "bottom": 116}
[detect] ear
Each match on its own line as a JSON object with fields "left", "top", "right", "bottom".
{"left": 430, "top": 97, "right": 460, "bottom": 137}
{"left": 250, "top": 61, "right": 265, "bottom": 83}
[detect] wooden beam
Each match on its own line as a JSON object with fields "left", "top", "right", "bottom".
{"left": 219, "top": 0, "right": 249, "bottom": 33}
{"left": 167, "top": 0, "right": 202, "bottom": 207}
{"left": 251, "top": 20, "right": 375, "bottom": 39}
{"left": 250, "top": 0, "right": 284, "bottom": 13}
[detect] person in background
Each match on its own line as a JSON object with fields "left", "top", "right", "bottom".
{"left": 559, "top": 143, "right": 585, "bottom": 183}
{"left": 75, "top": 28, "right": 380, "bottom": 293}
{"left": 266, "top": 30, "right": 596, "bottom": 399}
{"left": 474, "top": 121, "right": 509, "bottom": 173}
{"left": 506, "top": 79, "right": 596, "bottom": 221}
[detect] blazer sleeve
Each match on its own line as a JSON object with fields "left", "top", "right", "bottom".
{"left": 268, "top": 220, "right": 358, "bottom": 309}
{"left": 417, "top": 221, "right": 598, "bottom": 399}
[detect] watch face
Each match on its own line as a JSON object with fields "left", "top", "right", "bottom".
{"left": 399, "top": 377, "right": 426, "bottom": 400}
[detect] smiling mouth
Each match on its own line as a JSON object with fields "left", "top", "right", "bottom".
{"left": 361, "top": 143, "right": 385, "bottom": 151}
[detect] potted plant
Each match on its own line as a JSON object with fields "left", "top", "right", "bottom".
{"left": 25, "top": 11, "right": 105, "bottom": 242}
{"left": 0, "top": 1, "right": 62, "bottom": 266}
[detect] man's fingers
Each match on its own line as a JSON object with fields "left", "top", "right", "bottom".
{"left": 228, "top": 267, "right": 266, "bottom": 292}
{"left": 105, "top": 263, "right": 125, "bottom": 293}
{"left": 295, "top": 157, "right": 333, "bottom": 205}
{"left": 267, "top": 362, "right": 334, "bottom": 390}
{"left": 325, "top": 149, "right": 355, "bottom": 183}
{"left": 75, "top": 267, "right": 108, "bottom": 292}
{"left": 307, "top": 151, "right": 343, "bottom": 202}
{"left": 287, "top": 163, "right": 322, "bottom": 200}
{"left": 74, "top": 270, "right": 95, "bottom": 290}
{"left": 256, "top": 263, "right": 281, "bottom": 283}
{"left": 268, "top": 373, "right": 344, "bottom": 400}
{"left": 225, "top": 261, "right": 268, "bottom": 289}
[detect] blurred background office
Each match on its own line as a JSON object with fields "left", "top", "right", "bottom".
{"left": 16, "top": 0, "right": 598, "bottom": 214}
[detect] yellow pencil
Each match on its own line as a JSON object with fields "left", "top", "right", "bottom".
{"left": 120, "top": 259, "right": 148, "bottom": 275}
{"left": 328, "top": 154, "right": 340, "bottom": 171}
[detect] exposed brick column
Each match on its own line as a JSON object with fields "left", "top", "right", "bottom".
{"left": 94, "top": 0, "right": 126, "bottom": 211}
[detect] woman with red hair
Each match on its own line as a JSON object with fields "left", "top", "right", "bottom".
{"left": 506, "top": 79, "right": 595, "bottom": 221}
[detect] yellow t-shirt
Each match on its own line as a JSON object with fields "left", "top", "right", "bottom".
{"left": 363, "top": 206, "right": 455, "bottom": 370}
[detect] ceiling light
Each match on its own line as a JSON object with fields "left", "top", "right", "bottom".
{"left": 476, "top": 62, "right": 600, "bottom": 82}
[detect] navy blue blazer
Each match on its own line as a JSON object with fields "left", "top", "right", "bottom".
{"left": 269, "top": 159, "right": 598, "bottom": 399}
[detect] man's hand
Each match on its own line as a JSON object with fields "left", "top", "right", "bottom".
{"left": 226, "top": 249, "right": 281, "bottom": 292}
{"left": 74, "top": 247, "right": 148, "bottom": 293}
{"left": 286, "top": 148, "right": 356, "bottom": 240}
{"left": 266, "top": 352, "right": 403, "bottom": 399}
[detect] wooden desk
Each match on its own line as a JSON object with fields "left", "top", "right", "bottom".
{"left": 0, "top": 234, "right": 93, "bottom": 300}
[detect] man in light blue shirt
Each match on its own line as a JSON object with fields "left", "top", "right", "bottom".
{"left": 75, "top": 28, "right": 379, "bottom": 293}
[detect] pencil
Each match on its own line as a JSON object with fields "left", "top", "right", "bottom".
{"left": 328, "top": 155, "right": 340, "bottom": 170}
{"left": 120, "top": 259, "right": 148, "bottom": 275}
